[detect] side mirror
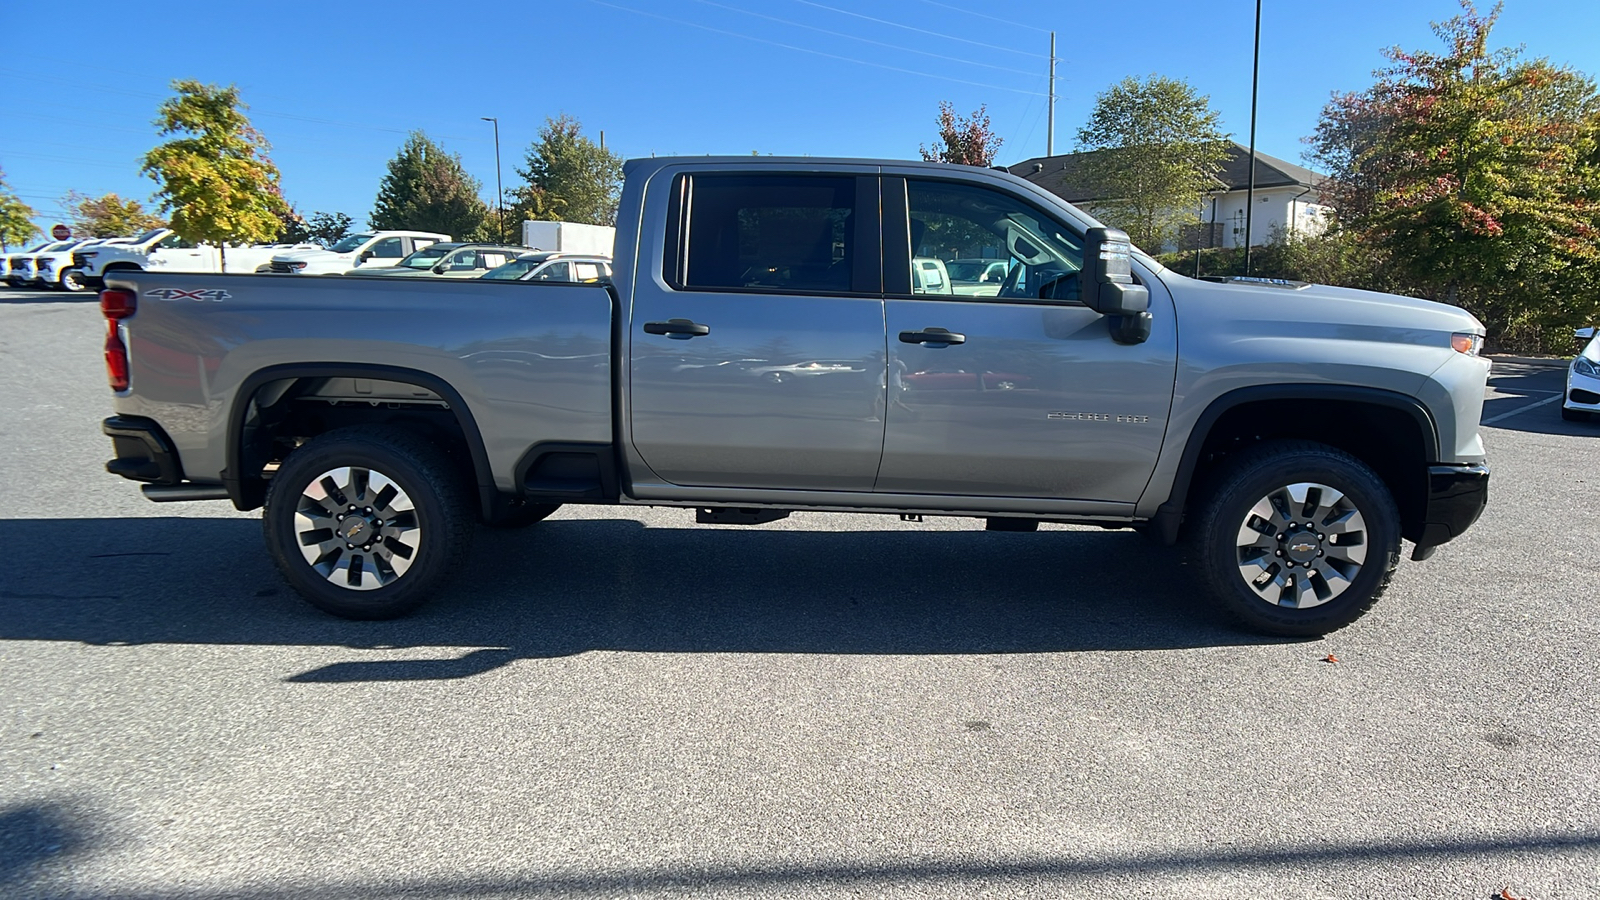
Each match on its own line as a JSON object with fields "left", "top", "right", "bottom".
{"left": 432, "top": 264, "right": 447, "bottom": 274}
{"left": 358, "top": 251, "right": 373, "bottom": 262}
{"left": 1079, "top": 227, "right": 1149, "bottom": 318}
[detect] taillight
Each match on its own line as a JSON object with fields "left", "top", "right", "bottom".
{"left": 101, "top": 289, "right": 136, "bottom": 319}
{"left": 101, "top": 289, "right": 136, "bottom": 391}
{"left": 105, "top": 326, "right": 129, "bottom": 391}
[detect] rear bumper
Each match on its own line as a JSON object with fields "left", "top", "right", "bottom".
{"left": 102, "top": 415, "right": 183, "bottom": 484}
{"left": 1412, "top": 462, "right": 1489, "bottom": 558}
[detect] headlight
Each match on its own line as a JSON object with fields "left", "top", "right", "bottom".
{"left": 1575, "top": 357, "right": 1600, "bottom": 378}
{"left": 1451, "top": 332, "right": 1484, "bottom": 356}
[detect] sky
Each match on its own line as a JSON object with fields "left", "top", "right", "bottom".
{"left": 4, "top": 0, "right": 1599, "bottom": 237}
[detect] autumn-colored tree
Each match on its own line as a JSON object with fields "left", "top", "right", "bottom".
{"left": 64, "top": 191, "right": 166, "bottom": 237}
{"left": 371, "top": 132, "right": 489, "bottom": 240}
{"left": 141, "top": 81, "right": 290, "bottom": 270}
{"left": 1073, "top": 76, "right": 1232, "bottom": 251}
{"left": 1308, "top": 1, "right": 1600, "bottom": 342}
{"left": 0, "top": 168, "right": 39, "bottom": 250}
{"left": 919, "top": 102, "right": 1002, "bottom": 167}
{"left": 511, "top": 115, "right": 622, "bottom": 227}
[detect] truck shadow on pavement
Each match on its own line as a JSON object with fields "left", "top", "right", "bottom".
{"left": 0, "top": 515, "right": 1296, "bottom": 683}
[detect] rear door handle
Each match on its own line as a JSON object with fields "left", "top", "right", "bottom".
{"left": 643, "top": 318, "right": 711, "bottom": 338}
{"left": 898, "top": 327, "right": 966, "bottom": 346}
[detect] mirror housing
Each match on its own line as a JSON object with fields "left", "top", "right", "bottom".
{"left": 358, "top": 251, "right": 373, "bottom": 262}
{"left": 1079, "top": 227, "right": 1149, "bottom": 317}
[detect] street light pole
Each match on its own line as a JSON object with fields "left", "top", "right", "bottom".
{"left": 1243, "top": 0, "right": 1261, "bottom": 276}
{"left": 480, "top": 116, "right": 505, "bottom": 244}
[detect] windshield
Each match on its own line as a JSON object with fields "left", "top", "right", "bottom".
{"left": 398, "top": 245, "right": 452, "bottom": 268}
{"left": 132, "top": 229, "right": 166, "bottom": 245}
{"left": 481, "top": 258, "right": 542, "bottom": 280}
{"left": 330, "top": 233, "right": 375, "bottom": 253}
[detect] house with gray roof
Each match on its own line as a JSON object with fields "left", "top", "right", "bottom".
{"left": 1006, "top": 142, "right": 1332, "bottom": 251}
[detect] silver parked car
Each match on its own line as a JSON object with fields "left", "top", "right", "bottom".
{"left": 353, "top": 243, "right": 526, "bottom": 278}
{"left": 480, "top": 251, "right": 613, "bottom": 283}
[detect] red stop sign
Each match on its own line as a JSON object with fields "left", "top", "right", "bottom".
{"left": 51, "top": 223, "right": 71, "bottom": 240}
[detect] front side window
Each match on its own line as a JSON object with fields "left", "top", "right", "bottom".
{"left": 905, "top": 180, "right": 1083, "bottom": 303}
{"left": 369, "top": 237, "right": 405, "bottom": 259}
{"left": 483, "top": 257, "right": 542, "bottom": 280}
{"left": 534, "top": 261, "right": 571, "bottom": 281}
{"left": 677, "top": 174, "right": 857, "bottom": 294}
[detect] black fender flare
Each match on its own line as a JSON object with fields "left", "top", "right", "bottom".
{"left": 1147, "top": 383, "right": 1439, "bottom": 543}
{"left": 224, "top": 363, "right": 496, "bottom": 517}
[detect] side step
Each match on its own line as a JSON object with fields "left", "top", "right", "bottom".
{"left": 696, "top": 507, "right": 791, "bottom": 526}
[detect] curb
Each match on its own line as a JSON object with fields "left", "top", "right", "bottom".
{"left": 1487, "top": 354, "right": 1569, "bottom": 370}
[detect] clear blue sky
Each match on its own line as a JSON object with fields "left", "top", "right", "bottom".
{"left": 4, "top": 0, "right": 1598, "bottom": 236}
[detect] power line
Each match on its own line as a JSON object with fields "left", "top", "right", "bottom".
{"left": 789, "top": 0, "right": 1047, "bottom": 59}
{"left": 692, "top": 0, "right": 1038, "bottom": 78}
{"left": 584, "top": 0, "right": 1045, "bottom": 96}
{"left": 911, "top": 0, "right": 1052, "bottom": 34}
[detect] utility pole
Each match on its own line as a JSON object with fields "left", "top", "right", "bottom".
{"left": 480, "top": 116, "right": 505, "bottom": 245}
{"left": 1243, "top": 0, "right": 1261, "bottom": 276}
{"left": 1047, "top": 31, "right": 1057, "bottom": 156}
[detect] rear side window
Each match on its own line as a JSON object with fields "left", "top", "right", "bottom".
{"left": 673, "top": 174, "right": 858, "bottom": 294}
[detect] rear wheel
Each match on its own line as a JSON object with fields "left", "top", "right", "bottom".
{"left": 1190, "top": 441, "right": 1401, "bottom": 636}
{"left": 263, "top": 427, "right": 472, "bottom": 619}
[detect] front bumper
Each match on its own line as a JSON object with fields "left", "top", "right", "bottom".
{"left": 1411, "top": 462, "right": 1489, "bottom": 559}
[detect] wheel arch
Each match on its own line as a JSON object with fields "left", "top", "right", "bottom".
{"left": 225, "top": 363, "right": 496, "bottom": 519}
{"left": 1152, "top": 384, "right": 1439, "bottom": 545}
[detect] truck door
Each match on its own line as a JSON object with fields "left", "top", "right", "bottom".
{"left": 627, "top": 170, "right": 887, "bottom": 491}
{"left": 876, "top": 176, "right": 1176, "bottom": 503}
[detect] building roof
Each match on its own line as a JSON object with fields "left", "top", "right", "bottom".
{"left": 1005, "top": 142, "right": 1325, "bottom": 203}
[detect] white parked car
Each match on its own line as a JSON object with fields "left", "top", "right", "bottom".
{"left": 265, "top": 231, "right": 450, "bottom": 275}
{"left": 1563, "top": 330, "right": 1600, "bottom": 422}
{"left": 354, "top": 243, "right": 524, "bottom": 278}
{"left": 3, "top": 240, "right": 54, "bottom": 285}
{"left": 480, "top": 251, "right": 613, "bottom": 283}
{"left": 78, "top": 229, "right": 314, "bottom": 285}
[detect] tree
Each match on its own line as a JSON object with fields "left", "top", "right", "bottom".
{"left": 305, "top": 211, "right": 353, "bottom": 247}
{"left": 918, "top": 102, "right": 1003, "bottom": 167}
{"left": 63, "top": 192, "right": 166, "bottom": 237}
{"left": 0, "top": 168, "right": 38, "bottom": 251}
{"left": 370, "top": 131, "right": 489, "bottom": 240}
{"left": 1073, "top": 76, "right": 1232, "bottom": 251}
{"left": 510, "top": 115, "right": 623, "bottom": 226}
{"left": 1307, "top": 1, "right": 1600, "bottom": 345}
{"left": 140, "top": 80, "right": 290, "bottom": 270}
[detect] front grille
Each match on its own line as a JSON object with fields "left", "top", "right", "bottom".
{"left": 269, "top": 261, "right": 295, "bottom": 273}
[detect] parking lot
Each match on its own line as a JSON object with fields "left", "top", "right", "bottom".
{"left": 1, "top": 288, "right": 1596, "bottom": 898}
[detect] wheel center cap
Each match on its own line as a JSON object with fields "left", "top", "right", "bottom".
{"left": 1283, "top": 529, "right": 1320, "bottom": 564}
{"left": 342, "top": 518, "right": 376, "bottom": 544}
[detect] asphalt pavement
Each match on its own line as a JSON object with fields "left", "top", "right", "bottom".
{"left": 1, "top": 288, "right": 1596, "bottom": 899}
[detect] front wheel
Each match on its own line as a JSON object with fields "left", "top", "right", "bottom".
{"left": 263, "top": 427, "right": 473, "bottom": 619}
{"left": 59, "top": 268, "right": 88, "bottom": 292}
{"left": 1190, "top": 441, "right": 1401, "bottom": 637}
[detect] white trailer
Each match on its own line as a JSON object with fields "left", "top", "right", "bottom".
{"left": 520, "top": 221, "right": 615, "bottom": 256}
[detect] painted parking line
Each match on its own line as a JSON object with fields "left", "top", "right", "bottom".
{"left": 1482, "top": 394, "right": 1564, "bottom": 426}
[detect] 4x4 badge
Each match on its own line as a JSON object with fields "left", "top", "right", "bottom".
{"left": 146, "top": 288, "right": 231, "bottom": 301}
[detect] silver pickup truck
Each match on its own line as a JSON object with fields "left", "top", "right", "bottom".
{"left": 99, "top": 157, "right": 1490, "bottom": 636}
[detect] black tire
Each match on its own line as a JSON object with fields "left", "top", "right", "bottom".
{"left": 59, "top": 269, "right": 87, "bottom": 292}
{"left": 263, "top": 426, "right": 473, "bottom": 619}
{"left": 484, "top": 502, "right": 562, "bottom": 528}
{"left": 1560, "top": 406, "right": 1590, "bottom": 422}
{"left": 1189, "top": 440, "right": 1401, "bottom": 637}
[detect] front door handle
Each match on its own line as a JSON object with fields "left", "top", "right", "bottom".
{"left": 898, "top": 327, "right": 966, "bottom": 346}
{"left": 643, "top": 318, "right": 711, "bottom": 338}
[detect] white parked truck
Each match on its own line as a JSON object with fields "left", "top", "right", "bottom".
{"left": 77, "top": 229, "right": 314, "bottom": 286}
{"left": 520, "top": 220, "right": 615, "bottom": 255}
{"left": 265, "top": 231, "right": 450, "bottom": 275}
